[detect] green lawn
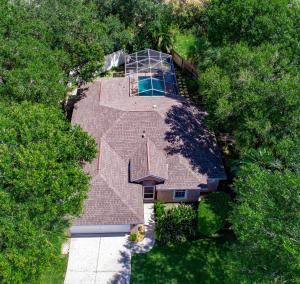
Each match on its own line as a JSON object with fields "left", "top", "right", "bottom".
{"left": 131, "top": 238, "right": 231, "bottom": 284}
{"left": 39, "top": 255, "right": 67, "bottom": 284}
{"left": 173, "top": 33, "right": 197, "bottom": 61}
{"left": 39, "top": 236, "right": 68, "bottom": 284}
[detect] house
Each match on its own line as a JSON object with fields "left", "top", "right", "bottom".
{"left": 70, "top": 49, "right": 226, "bottom": 235}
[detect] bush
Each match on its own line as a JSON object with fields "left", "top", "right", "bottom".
{"left": 197, "top": 192, "right": 231, "bottom": 237}
{"left": 155, "top": 204, "right": 196, "bottom": 246}
{"left": 187, "top": 78, "right": 199, "bottom": 94}
{"left": 129, "top": 233, "right": 137, "bottom": 242}
{"left": 154, "top": 200, "right": 166, "bottom": 220}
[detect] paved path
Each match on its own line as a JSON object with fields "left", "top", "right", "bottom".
{"left": 131, "top": 203, "right": 155, "bottom": 254}
{"left": 64, "top": 204, "right": 154, "bottom": 284}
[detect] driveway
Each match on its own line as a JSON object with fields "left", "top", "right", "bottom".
{"left": 64, "top": 204, "right": 154, "bottom": 284}
{"left": 64, "top": 234, "right": 131, "bottom": 284}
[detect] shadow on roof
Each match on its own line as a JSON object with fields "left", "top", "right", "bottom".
{"left": 164, "top": 101, "right": 224, "bottom": 177}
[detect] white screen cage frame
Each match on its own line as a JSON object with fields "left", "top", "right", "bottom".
{"left": 125, "top": 49, "right": 179, "bottom": 97}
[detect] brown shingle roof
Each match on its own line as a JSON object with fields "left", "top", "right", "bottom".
{"left": 71, "top": 77, "right": 226, "bottom": 226}
{"left": 130, "top": 139, "right": 168, "bottom": 182}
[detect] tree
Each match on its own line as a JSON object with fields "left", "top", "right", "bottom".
{"left": 150, "top": 22, "right": 174, "bottom": 53}
{"left": 109, "top": 0, "right": 172, "bottom": 50}
{"left": 197, "top": 192, "right": 231, "bottom": 237}
{"left": 0, "top": 0, "right": 135, "bottom": 87}
{"left": 20, "top": 0, "right": 107, "bottom": 83}
{"left": 199, "top": 43, "right": 300, "bottom": 152}
{"left": 229, "top": 164, "right": 300, "bottom": 283}
{"left": 0, "top": 102, "right": 96, "bottom": 283}
{"left": 0, "top": 37, "right": 66, "bottom": 105}
{"left": 204, "top": 0, "right": 300, "bottom": 48}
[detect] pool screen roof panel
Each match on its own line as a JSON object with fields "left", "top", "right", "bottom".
{"left": 125, "top": 49, "right": 178, "bottom": 97}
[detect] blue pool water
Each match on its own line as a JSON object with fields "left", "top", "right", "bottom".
{"left": 138, "top": 76, "right": 165, "bottom": 96}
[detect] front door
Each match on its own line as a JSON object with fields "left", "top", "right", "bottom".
{"left": 143, "top": 185, "right": 155, "bottom": 200}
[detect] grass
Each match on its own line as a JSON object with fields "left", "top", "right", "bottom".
{"left": 39, "top": 235, "right": 68, "bottom": 284}
{"left": 39, "top": 255, "right": 67, "bottom": 284}
{"left": 131, "top": 234, "right": 233, "bottom": 284}
{"left": 173, "top": 33, "right": 198, "bottom": 61}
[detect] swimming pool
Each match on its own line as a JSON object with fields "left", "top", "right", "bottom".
{"left": 138, "top": 76, "right": 165, "bottom": 96}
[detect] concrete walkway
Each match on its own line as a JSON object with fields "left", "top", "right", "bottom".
{"left": 131, "top": 203, "right": 155, "bottom": 254}
{"left": 64, "top": 204, "right": 154, "bottom": 284}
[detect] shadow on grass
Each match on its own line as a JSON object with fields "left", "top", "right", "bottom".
{"left": 131, "top": 236, "right": 233, "bottom": 284}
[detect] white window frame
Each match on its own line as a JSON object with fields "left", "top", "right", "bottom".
{"left": 143, "top": 185, "right": 155, "bottom": 200}
{"left": 173, "top": 189, "right": 187, "bottom": 200}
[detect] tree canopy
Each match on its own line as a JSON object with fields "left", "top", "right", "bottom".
{"left": 204, "top": 0, "right": 300, "bottom": 48}
{"left": 199, "top": 42, "right": 300, "bottom": 152}
{"left": 189, "top": 0, "right": 300, "bottom": 282}
{"left": 230, "top": 164, "right": 300, "bottom": 283}
{"left": 0, "top": 102, "right": 96, "bottom": 283}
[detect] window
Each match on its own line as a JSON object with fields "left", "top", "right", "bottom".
{"left": 143, "top": 186, "right": 155, "bottom": 199}
{"left": 174, "top": 190, "right": 187, "bottom": 199}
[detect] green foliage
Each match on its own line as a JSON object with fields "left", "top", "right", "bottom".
{"left": 199, "top": 43, "right": 300, "bottom": 152}
{"left": 154, "top": 200, "right": 166, "bottom": 220}
{"left": 230, "top": 164, "right": 300, "bottom": 283}
{"left": 189, "top": 0, "right": 300, "bottom": 282}
{"left": 155, "top": 205, "right": 196, "bottom": 246}
{"left": 204, "top": 0, "right": 300, "bottom": 48}
{"left": 39, "top": 237, "right": 68, "bottom": 284}
{"left": 111, "top": 0, "right": 172, "bottom": 50}
{"left": 198, "top": 192, "right": 231, "bottom": 237}
{"left": 130, "top": 233, "right": 138, "bottom": 242}
{"left": 0, "top": 0, "right": 135, "bottom": 104}
{"left": 0, "top": 101, "right": 96, "bottom": 283}
{"left": 173, "top": 32, "right": 198, "bottom": 60}
{"left": 0, "top": 37, "right": 66, "bottom": 105}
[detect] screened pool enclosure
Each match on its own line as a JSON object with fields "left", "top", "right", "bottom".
{"left": 125, "top": 49, "right": 178, "bottom": 97}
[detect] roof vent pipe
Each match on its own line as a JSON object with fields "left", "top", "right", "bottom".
{"left": 142, "top": 130, "right": 146, "bottom": 138}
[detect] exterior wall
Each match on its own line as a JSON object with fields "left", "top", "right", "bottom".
{"left": 70, "top": 224, "right": 131, "bottom": 235}
{"left": 156, "top": 189, "right": 201, "bottom": 202}
{"left": 207, "top": 179, "right": 220, "bottom": 191}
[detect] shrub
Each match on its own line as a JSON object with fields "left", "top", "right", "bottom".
{"left": 187, "top": 78, "right": 199, "bottom": 94}
{"left": 154, "top": 200, "right": 166, "bottom": 220}
{"left": 197, "top": 192, "right": 231, "bottom": 237}
{"left": 129, "top": 233, "right": 137, "bottom": 242}
{"left": 155, "top": 204, "right": 196, "bottom": 246}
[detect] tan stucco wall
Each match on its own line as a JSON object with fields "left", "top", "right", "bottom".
{"left": 156, "top": 189, "right": 201, "bottom": 202}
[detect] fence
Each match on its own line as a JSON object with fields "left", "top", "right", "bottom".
{"left": 171, "top": 49, "right": 198, "bottom": 78}
{"left": 101, "top": 50, "right": 126, "bottom": 72}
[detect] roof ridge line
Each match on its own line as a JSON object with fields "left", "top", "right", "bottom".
{"left": 98, "top": 81, "right": 103, "bottom": 104}
{"left": 146, "top": 139, "right": 150, "bottom": 174}
{"left": 100, "top": 172, "right": 142, "bottom": 221}
{"left": 101, "top": 111, "right": 128, "bottom": 139}
{"left": 97, "top": 173, "right": 142, "bottom": 221}
{"left": 97, "top": 141, "right": 101, "bottom": 174}
{"left": 97, "top": 141, "right": 142, "bottom": 221}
